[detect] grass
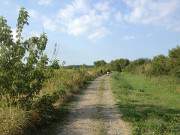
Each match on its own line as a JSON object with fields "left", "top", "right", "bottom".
{"left": 111, "top": 72, "right": 180, "bottom": 135}
{"left": 0, "top": 106, "right": 29, "bottom": 135}
{"left": 39, "top": 69, "right": 90, "bottom": 99}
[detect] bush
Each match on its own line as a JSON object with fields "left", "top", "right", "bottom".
{"left": 32, "top": 95, "right": 55, "bottom": 125}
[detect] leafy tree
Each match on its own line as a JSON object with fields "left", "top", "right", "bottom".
{"left": 118, "top": 59, "right": 130, "bottom": 69}
{"left": 151, "top": 55, "right": 170, "bottom": 75}
{"left": 132, "top": 58, "right": 151, "bottom": 66}
{"left": 0, "top": 7, "right": 48, "bottom": 104}
{"left": 94, "top": 60, "right": 107, "bottom": 67}
{"left": 110, "top": 60, "right": 121, "bottom": 72}
{"left": 110, "top": 59, "right": 130, "bottom": 72}
{"left": 169, "top": 46, "right": 180, "bottom": 77}
{"left": 125, "top": 58, "right": 151, "bottom": 73}
{"left": 51, "top": 59, "right": 60, "bottom": 69}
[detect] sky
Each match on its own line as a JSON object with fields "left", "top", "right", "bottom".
{"left": 0, "top": 0, "right": 180, "bottom": 65}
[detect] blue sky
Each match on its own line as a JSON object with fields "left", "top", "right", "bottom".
{"left": 0, "top": 0, "right": 180, "bottom": 65}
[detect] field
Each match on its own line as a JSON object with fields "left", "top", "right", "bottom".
{"left": 111, "top": 72, "right": 180, "bottom": 135}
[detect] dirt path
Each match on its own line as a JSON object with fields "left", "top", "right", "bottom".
{"left": 37, "top": 75, "right": 130, "bottom": 135}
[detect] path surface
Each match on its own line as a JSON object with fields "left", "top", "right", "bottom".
{"left": 38, "top": 75, "right": 130, "bottom": 135}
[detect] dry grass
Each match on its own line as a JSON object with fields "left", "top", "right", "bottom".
{"left": 0, "top": 106, "right": 29, "bottom": 135}
{"left": 40, "top": 69, "right": 94, "bottom": 96}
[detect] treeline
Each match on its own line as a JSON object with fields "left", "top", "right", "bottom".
{"left": 94, "top": 46, "right": 180, "bottom": 78}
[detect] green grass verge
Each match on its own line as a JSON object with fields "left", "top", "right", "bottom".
{"left": 111, "top": 72, "right": 180, "bottom": 135}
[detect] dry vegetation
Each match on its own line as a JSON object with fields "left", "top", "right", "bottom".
{"left": 0, "top": 68, "right": 106, "bottom": 135}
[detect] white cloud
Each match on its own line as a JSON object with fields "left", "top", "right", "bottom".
{"left": 37, "top": 0, "right": 53, "bottom": 5}
{"left": 123, "top": 0, "right": 179, "bottom": 25}
{"left": 28, "top": 0, "right": 180, "bottom": 41}
{"left": 52, "top": 0, "right": 113, "bottom": 40}
{"left": 94, "top": 1, "right": 110, "bottom": 12}
{"left": 28, "top": 9, "right": 58, "bottom": 31}
{"left": 42, "top": 17, "right": 58, "bottom": 31}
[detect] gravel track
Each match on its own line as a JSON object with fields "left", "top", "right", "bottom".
{"left": 36, "top": 75, "right": 130, "bottom": 135}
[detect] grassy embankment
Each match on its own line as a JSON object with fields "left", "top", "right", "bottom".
{"left": 0, "top": 68, "right": 104, "bottom": 135}
{"left": 111, "top": 72, "right": 180, "bottom": 135}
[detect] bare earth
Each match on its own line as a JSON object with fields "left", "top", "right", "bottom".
{"left": 54, "top": 75, "right": 131, "bottom": 135}
{"left": 37, "top": 75, "right": 130, "bottom": 135}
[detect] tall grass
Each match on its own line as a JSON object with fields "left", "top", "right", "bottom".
{"left": 111, "top": 72, "right": 180, "bottom": 135}
{"left": 0, "top": 94, "right": 30, "bottom": 135}
{"left": 0, "top": 106, "right": 29, "bottom": 135}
